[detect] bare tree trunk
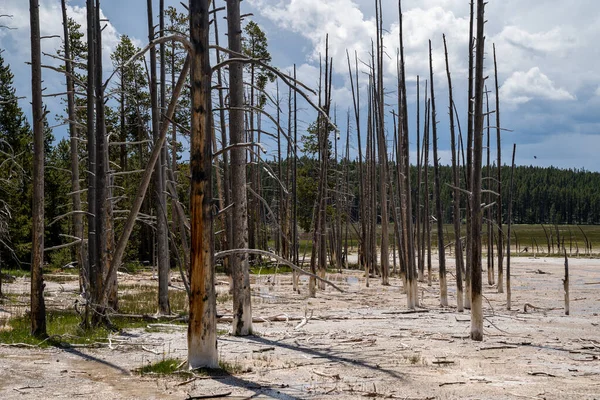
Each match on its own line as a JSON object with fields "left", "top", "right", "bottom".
{"left": 398, "top": 1, "right": 417, "bottom": 306}
{"left": 443, "top": 34, "right": 464, "bottom": 312}
{"left": 344, "top": 113, "right": 351, "bottom": 271}
{"left": 470, "top": 0, "right": 486, "bottom": 341}
{"left": 375, "top": 0, "right": 389, "bottom": 286}
{"left": 93, "top": 0, "right": 109, "bottom": 326}
{"left": 101, "top": 0, "right": 116, "bottom": 310}
{"left": 188, "top": 0, "right": 217, "bottom": 369}
{"left": 85, "top": 0, "right": 96, "bottom": 329}
{"left": 416, "top": 76, "right": 423, "bottom": 283}
{"left": 147, "top": 0, "right": 170, "bottom": 315}
{"left": 347, "top": 51, "right": 368, "bottom": 287}
{"left": 212, "top": 3, "right": 232, "bottom": 280}
{"left": 465, "top": 0, "right": 475, "bottom": 310}
{"left": 485, "top": 87, "right": 494, "bottom": 286}
{"left": 61, "top": 0, "right": 86, "bottom": 296}
{"left": 227, "top": 0, "right": 252, "bottom": 336}
{"left": 506, "top": 143, "right": 516, "bottom": 311}
{"left": 292, "top": 65, "right": 299, "bottom": 290}
{"left": 29, "top": 0, "right": 46, "bottom": 338}
{"left": 429, "top": 40, "right": 447, "bottom": 307}
{"left": 563, "top": 249, "right": 569, "bottom": 315}
{"left": 423, "top": 97, "right": 432, "bottom": 288}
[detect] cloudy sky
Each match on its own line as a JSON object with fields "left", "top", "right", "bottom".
{"left": 1, "top": 0, "right": 599, "bottom": 171}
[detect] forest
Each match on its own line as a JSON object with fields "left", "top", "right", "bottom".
{"left": 0, "top": 0, "right": 599, "bottom": 399}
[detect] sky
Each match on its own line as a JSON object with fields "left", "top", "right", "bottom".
{"left": 1, "top": 0, "right": 599, "bottom": 171}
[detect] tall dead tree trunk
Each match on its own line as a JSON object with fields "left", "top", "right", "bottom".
{"left": 85, "top": 0, "right": 96, "bottom": 329}
{"left": 470, "top": 0, "right": 486, "bottom": 341}
{"left": 494, "top": 44, "right": 504, "bottom": 294}
{"left": 212, "top": 2, "right": 232, "bottom": 280}
{"left": 443, "top": 34, "right": 464, "bottom": 312}
{"left": 147, "top": 0, "right": 170, "bottom": 315}
{"left": 92, "top": 0, "right": 109, "bottom": 325}
{"left": 563, "top": 249, "right": 569, "bottom": 315}
{"left": 423, "top": 95, "right": 432, "bottom": 287}
{"left": 98, "top": 0, "right": 116, "bottom": 312}
{"left": 416, "top": 76, "right": 423, "bottom": 283}
{"left": 188, "top": 0, "right": 217, "bottom": 369}
{"left": 158, "top": 0, "right": 171, "bottom": 314}
{"left": 398, "top": 0, "right": 417, "bottom": 306}
{"left": 375, "top": 0, "right": 389, "bottom": 286}
{"left": 465, "top": 0, "right": 475, "bottom": 310}
{"left": 485, "top": 87, "right": 494, "bottom": 286}
{"left": 347, "top": 51, "right": 368, "bottom": 287}
{"left": 29, "top": 0, "right": 46, "bottom": 338}
{"left": 227, "top": 0, "right": 252, "bottom": 335}
{"left": 292, "top": 65, "right": 299, "bottom": 290}
{"left": 61, "top": 0, "right": 86, "bottom": 295}
{"left": 506, "top": 143, "right": 516, "bottom": 311}
{"left": 429, "top": 40, "right": 447, "bottom": 307}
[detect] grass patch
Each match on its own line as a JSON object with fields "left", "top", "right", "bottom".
{"left": 216, "top": 292, "right": 232, "bottom": 304}
{"left": 0, "top": 311, "right": 112, "bottom": 347}
{"left": 44, "top": 274, "right": 78, "bottom": 283}
{"left": 1, "top": 269, "right": 30, "bottom": 279}
{"left": 250, "top": 264, "right": 293, "bottom": 275}
{"left": 120, "top": 262, "right": 149, "bottom": 275}
{"left": 119, "top": 284, "right": 188, "bottom": 315}
{"left": 138, "top": 358, "right": 183, "bottom": 375}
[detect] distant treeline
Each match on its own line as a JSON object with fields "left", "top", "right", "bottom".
{"left": 272, "top": 157, "right": 600, "bottom": 231}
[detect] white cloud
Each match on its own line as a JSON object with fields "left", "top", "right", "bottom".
{"left": 496, "top": 25, "right": 575, "bottom": 56}
{"left": 0, "top": 1, "right": 123, "bottom": 71}
{"left": 500, "top": 67, "right": 575, "bottom": 105}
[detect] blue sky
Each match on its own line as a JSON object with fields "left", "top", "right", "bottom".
{"left": 1, "top": 0, "right": 599, "bottom": 171}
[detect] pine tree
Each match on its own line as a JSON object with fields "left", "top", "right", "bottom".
{"left": 0, "top": 49, "right": 34, "bottom": 269}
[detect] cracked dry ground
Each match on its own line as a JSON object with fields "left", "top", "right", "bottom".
{"left": 1, "top": 256, "right": 599, "bottom": 399}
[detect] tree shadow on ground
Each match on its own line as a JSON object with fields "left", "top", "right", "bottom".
{"left": 245, "top": 334, "right": 406, "bottom": 380}
{"left": 63, "top": 347, "right": 132, "bottom": 375}
{"left": 190, "top": 368, "right": 304, "bottom": 400}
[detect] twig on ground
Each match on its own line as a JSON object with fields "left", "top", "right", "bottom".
{"left": 186, "top": 392, "right": 232, "bottom": 399}
{"left": 312, "top": 369, "right": 341, "bottom": 380}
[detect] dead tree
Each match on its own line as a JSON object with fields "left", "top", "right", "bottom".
{"left": 188, "top": 0, "right": 218, "bottom": 368}
{"left": 212, "top": 1, "right": 232, "bottom": 280}
{"left": 464, "top": 0, "right": 475, "bottom": 310}
{"left": 423, "top": 95, "right": 432, "bottom": 287}
{"left": 485, "top": 86, "right": 494, "bottom": 286}
{"left": 147, "top": 0, "right": 170, "bottom": 315}
{"left": 85, "top": 0, "right": 96, "bottom": 328}
{"left": 563, "top": 249, "right": 570, "bottom": 315}
{"left": 470, "top": 0, "right": 485, "bottom": 341}
{"left": 292, "top": 65, "right": 299, "bottom": 289}
{"left": 29, "top": 0, "right": 46, "bottom": 338}
{"left": 429, "top": 40, "right": 447, "bottom": 306}
{"left": 346, "top": 50, "right": 368, "bottom": 287}
{"left": 375, "top": 0, "right": 390, "bottom": 286}
{"left": 227, "top": 0, "right": 252, "bottom": 335}
{"left": 317, "top": 50, "right": 332, "bottom": 290}
{"left": 506, "top": 143, "right": 516, "bottom": 311}
{"left": 92, "top": 0, "right": 110, "bottom": 326}
{"left": 398, "top": 1, "right": 417, "bottom": 307}
{"left": 416, "top": 76, "right": 423, "bottom": 282}
{"left": 61, "top": 0, "right": 86, "bottom": 296}
{"left": 493, "top": 44, "right": 504, "bottom": 293}
{"left": 443, "top": 34, "right": 464, "bottom": 312}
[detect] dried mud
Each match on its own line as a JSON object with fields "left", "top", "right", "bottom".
{"left": 1, "top": 256, "right": 599, "bottom": 399}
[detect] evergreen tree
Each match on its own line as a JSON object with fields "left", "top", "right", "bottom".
{"left": 0, "top": 49, "right": 34, "bottom": 268}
